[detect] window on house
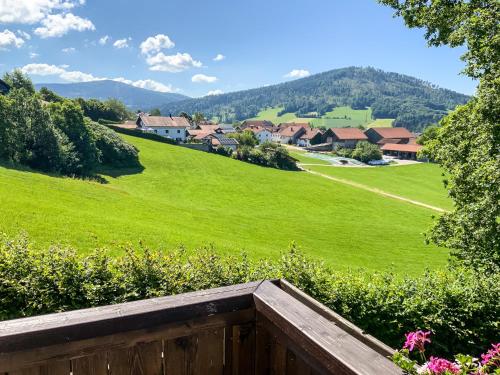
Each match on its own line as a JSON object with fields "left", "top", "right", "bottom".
{"left": 166, "top": 129, "right": 169, "bottom": 133}
{"left": 177, "top": 129, "right": 181, "bottom": 134}
{"left": 154, "top": 130, "right": 157, "bottom": 134}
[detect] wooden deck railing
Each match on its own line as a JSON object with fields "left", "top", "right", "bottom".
{"left": 0, "top": 280, "right": 403, "bottom": 375}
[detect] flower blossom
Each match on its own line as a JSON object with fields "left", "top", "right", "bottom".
{"left": 480, "top": 343, "right": 500, "bottom": 367}
{"left": 425, "top": 356, "right": 461, "bottom": 374}
{"left": 403, "top": 330, "right": 432, "bottom": 352}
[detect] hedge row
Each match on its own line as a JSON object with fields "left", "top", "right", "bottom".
{"left": 105, "top": 125, "right": 178, "bottom": 145}
{"left": 0, "top": 233, "right": 498, "bottom": 358}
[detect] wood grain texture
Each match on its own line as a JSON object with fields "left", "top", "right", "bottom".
{"left": 71, "top": 353, "right": 108, "bottom": 375}
{"left": 253, "top": 281, "right": 403, "bottom": 375}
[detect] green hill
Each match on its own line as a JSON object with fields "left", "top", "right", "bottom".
{"left": 0, "top": 135, "right": 449, "bottom": 275}
{"left": 161, "top": 66, "right": 469, "bottom": 131}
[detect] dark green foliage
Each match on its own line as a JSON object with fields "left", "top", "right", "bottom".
{"left": 75, "top": 97, "right": 133, "bottom": 123}
{"left": 2, "top": 70, "right": 35, "bottom": 94}
{"left": 149, "top": 108, "right": 161, "bottom": 116}
{"left": 231, "top": 141, "right": 298, "bottom": 170}
{"left": 351, "top": 141, "right": 383, "bottom": 163}
{"left": 379, "top": 0, "right": 499, "bottom": 269}
{"left": 38, "top": 87, "right": 64, "bottom": 103}
{"left": 227, "top": 130, "right": 258, "bottom": 147}
{"left": 89, "top": 121, "right": 140, "bottom": 168}
{"left": 0, "top": 233, "right": 497, "bottom": 358}
{"left": 0, "top": 73, "right": 140, "bottom": 177}
{"left": 160, "top": 67, "right": 469, "bottom": 131}
{"left": 213, "top": 145, "right": 233, "bottom": 157}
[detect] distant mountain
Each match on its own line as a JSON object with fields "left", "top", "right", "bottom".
{"left": 160, "top": 67, "right": 470, "bottom": 132}
{"left": 35, "top": 80, "right": 188, "bottom": 110}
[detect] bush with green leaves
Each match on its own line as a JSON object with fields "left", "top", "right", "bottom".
{"left": 231, "top": 141, "right": 298, "bottom": 170}
{"left": 0, "top": 233, "right": 497, "bottom": 358}
{"left": 351, "top": 141, "right": 383, "bottom": 163}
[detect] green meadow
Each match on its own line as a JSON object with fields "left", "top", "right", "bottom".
{"left": 248, "top": 106, "right": 394, "bottom": 128}
{"left": 0, "top": 135, "right": 449, "bottom": 275}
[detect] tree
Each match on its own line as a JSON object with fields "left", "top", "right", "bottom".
{"left": 351, "top": 141, "right": 382, "bottom": 163}
{"left": 227, "top": 130, "right": 258, "bottom": 147}
{"left": 192, "top": 112, "right": 205, "bottom": 125}
{"left": 2, "top": 70, "right": 35, "bottom": 94}
{"left": 104, "top": 98, "right": 132, "bottom": 121}
{"left": 38, "top": 87, "right": 64, "bottom": 103}
{"left": 379, "top": 0, "right": 499, "bottom": 269}
{"left": 149, "top": 108, "right": 161, "bottom": 116}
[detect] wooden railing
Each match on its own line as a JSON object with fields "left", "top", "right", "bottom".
{"left": 0, "top": 280, "right": 403, "bottom": 375}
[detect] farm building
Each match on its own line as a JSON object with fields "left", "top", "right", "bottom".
{"left": 241, "top": 120, "right": 275, "bottom": 130}
{"left": 297, "top": 128, "right": 323, "bottom": 147}
{"left": 271, "top": 125, "right": 306, "bottom": 144}
{"left": 365, "top": 127, "right": 415, "bottom": 145}
{"left": 0, "top": 79, "right": 10, "bottom": 95}
{"left": 380, "top": 143, "right": 423, "bottom": 160}
{"left": 203, "top": 133, "right": 239, "bottom": 151}
{"left": 137, "top": 114, "right": 190, "bottom": 142}
{"left": 323, "top": 128, "right": 368, "bottom": 149}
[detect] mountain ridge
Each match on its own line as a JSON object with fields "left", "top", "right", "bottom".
{"left": 34, "top": 80, "right": 189, "bottom": 110}
{"left": 160, "top": 66, "right": 470, "bottom": 131}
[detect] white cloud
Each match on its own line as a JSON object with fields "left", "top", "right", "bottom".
{"left": 0, "top": 29, "right": 25, "bottom": 49}
{"left": 284, "top": 69, "right": 310, "bottom": 78}
{"left": 213, "top": 54, "right": 225, "bottom": 61}
{"left": 98, "top": 35, "right": 109, "bottom": 45}
{"left": 140, "top": 34, "right": 174, "bottom": 55}
{"left": 62, "top": 47, "right": 75, "bottom": 53}
{"left": 192, "top": 74, "right": 217, "bottom": 83}
{"left": 0, "top": 0, "right": 82, "bottom": 24}
{"left": 34, "top": 13, "right": 95, "bottom": 38}
{"left": 206, "top": 89, "right": 223, "bottom": 96}
{"left": 20, "top": 63, "right": 175, "bottom": 92}
{"left": 29, "top": 52, "right": 39, "bottom": 59}
{"left": 146, "top": 52, "right": 202, "bottom": 73}
{"left": 113, "top": 37, "right": 131, "bottom": 49}
{"left": 21, "top": 63, "right": 65, "bottom": 76}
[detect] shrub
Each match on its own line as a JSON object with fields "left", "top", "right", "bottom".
{"left": 351, "top": 141, "right": 382, "bottom": 163}
{"left": 0, "top": 233, "right": 497, "bottom": 358}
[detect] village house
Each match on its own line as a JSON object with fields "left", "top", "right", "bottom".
{"left": 364, "top": 127, "right": 416, "bottom": 145}
{"left": 240, "top": 120, "right": 274, "bottom": 130}
{"left": 297, "top": 128, "right": 323, "bottom": 147}
{"left": 136, "top": 114, "right": 190, "bottom": 142}
{"left": 271, "top": 125, "right": 306, "bottom": 144}
{"left": 246, "top": 126, "right": 273, "bottom": 144}
{"left": 322, "top": 127, "right": 368, "bottom": 149}
{"left": 380, "top": 143, "right": 423, "bottom": 160}
{"left": 0, "top": 79, "right": 10, "bottom": 95}
{"left": 202, "top": 133, "right": 239, "bottom": 151}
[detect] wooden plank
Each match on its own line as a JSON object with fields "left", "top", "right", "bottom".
{"left": 0, "top": 309, "right": 254, "bottom": 373}
{"left": 8, "top": 361, "right": 70, "bottom": 375}
{"left": 231, "top": 324, "right": 255, "bottom": 375}
{"left": 193, "top": 328, "right": 224, "bottom": 375}
{"left": 107, "top": 341, "right": 163, "bottom": 375}
{"left": 71, "top": 353, "right": 108, "bottom": 375}
{"left": 286, "top": 350, "right": 311, "bottom": 375}
{"left": 270, "top": 338, "right": 286, "bottom": 375}
{"left": 254, "top": 322, "right": 271, "bottom": 375}
{"left": 222, "top": 327, "right": 232, "bottom": 375}
{"left": 0, "top": 281, "right": 261, "bottom": 354}
{"left": 164, "top": 336, "right": 194, "bottom": 375}
{"left": 253, "top": 281, "right": 403, "bottom": 375}
{"left": 278, "top": 280, "right": 395, "bottom": 357}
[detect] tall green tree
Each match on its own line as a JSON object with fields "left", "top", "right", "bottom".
{"left": 2, "top": 70, "right": 35, "bottom": 95}
{"left": 379, "top": 0, "right": 499, "bottom": 269}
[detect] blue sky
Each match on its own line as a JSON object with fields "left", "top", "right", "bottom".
{"left": 0, "top": 0, "right": 476, "bottom": 97}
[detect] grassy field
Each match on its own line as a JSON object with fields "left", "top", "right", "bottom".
{"left": 303, "top": 163, "right": 451, "bottom": 210}
{"left": 249, "top": 106, "right": 394, "bottom": 128}
{"left": 0, "top": 135, "right": 449, "bottom": 275}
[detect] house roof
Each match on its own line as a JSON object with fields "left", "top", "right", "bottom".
{"left": 116, "top": 120, "right": 138, "bottom": 129}
{"left": 139, "top": 115, "right": 190, "bottom": 128}
{"left": 209, "top": 133, "right": 239, "bottom": 146}
{"left": 330, "top": 128, "right": 368, "bottom": 140}
{"left": 246, "top": 126, "right": 270, "bottom": 134}
{"left": 199, "top": 124, "right": 221, "bottom": 132}
{"left": 278, "top": 126, "right": 306, "bottom": 137}
{"left": 380, "top": 143, "right": 423, "bottom": 153}
{"left": 299, "top": 128, "right": 323, "bottom": 140}
{"left": 279, "top": 122, "right": 309, "bottom": 128}
{"left": 242, "top": 120, "right": 274, "bottom": 128}
{"left": 368, "top": 127, "right": 414, "bottom": 139}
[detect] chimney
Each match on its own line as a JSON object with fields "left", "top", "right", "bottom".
{"left": 169, "top": 113, "right": 173, "bottom": 120}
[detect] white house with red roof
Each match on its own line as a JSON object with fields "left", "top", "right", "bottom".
{"left": 136, "top": 114, "right": 191, "bottom": 142}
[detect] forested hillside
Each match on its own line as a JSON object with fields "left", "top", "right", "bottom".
{"left": 161, "top": 67, "right": 470, "bottom": 131}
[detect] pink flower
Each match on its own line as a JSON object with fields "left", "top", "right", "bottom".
{"left": 403, "top": 330, "right": 432, "bottom": 352}
{"left": 480, "top": 343, "right": 500, "bottom": 367}
{"left": 425, "top": 357, "right": 460, "bottom": 374}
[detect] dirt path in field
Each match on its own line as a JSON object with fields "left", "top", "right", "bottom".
{"left": 300, "top": 165, "right": 447, "bottom": 213}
